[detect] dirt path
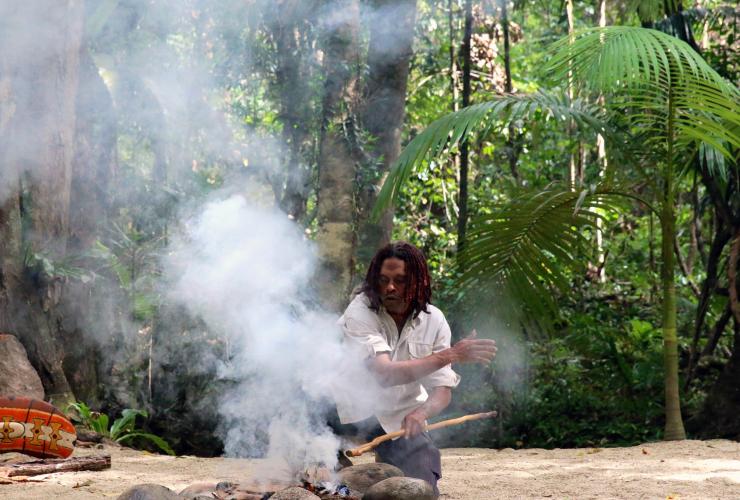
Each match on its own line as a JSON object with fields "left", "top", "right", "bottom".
{"left": 1, "top": 440, "right": 738, "bottom": 499}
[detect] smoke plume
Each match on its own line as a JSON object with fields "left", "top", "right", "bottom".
{"left": 166, "top": 194, "right": 376, "bottom": 481}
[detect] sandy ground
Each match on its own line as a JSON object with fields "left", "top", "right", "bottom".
{"left": 0, "top": 440, "right": 738, "bottom": 499}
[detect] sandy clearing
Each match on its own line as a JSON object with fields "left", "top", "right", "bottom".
{"left": 0, "top": 439, "right": 738, "bottom": 499}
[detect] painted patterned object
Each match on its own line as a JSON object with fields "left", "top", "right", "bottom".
{"left": 0, "top": 396, "right": 76, "bottom": 459}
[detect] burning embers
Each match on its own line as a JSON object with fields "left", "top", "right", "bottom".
{"left": 300, "top": 479, "right": 356, "bottom": 499}
{"left": 298, "top": 465, "right": 357, "bottom": 499}
{"left": 180, "top": 476, "right": 357, "bottom": 499}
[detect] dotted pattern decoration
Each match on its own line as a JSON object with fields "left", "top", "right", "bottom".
{"left": 0, "top": 396, "right": 76, "bottom": 459}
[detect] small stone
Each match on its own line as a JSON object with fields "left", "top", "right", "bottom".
{"left": 269, "top": 486, "right": 320, "bottom": 499}
{"left": 179, "top": 482, "right": 218, "bottom": 499}
{"left": 116, "top": 483, "right": 181, "bottom": 500}
{"left": 362, "top": 477, "right": 436, "bottom": 500}
{"left": 338, "top": 462, "right": 404, "bottom": 494}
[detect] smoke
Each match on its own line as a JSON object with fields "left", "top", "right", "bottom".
{"left": 0, "top": 0, "right": 436, "bottom": 479}
{"left": 165, "top": 194, "right": 376, "bottom": 481}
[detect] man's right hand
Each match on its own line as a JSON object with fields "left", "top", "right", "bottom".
{"left": 445, "top": 329, "right": 497, "bottom": 365}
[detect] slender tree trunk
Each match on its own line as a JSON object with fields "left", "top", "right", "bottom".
{"left": 565, "top": 0, "right": 579, "bottom": 187}
{"left": 661, "top": 92, "right": 686, "bottom": 440}
{"left": 594, "top": 0, "right": 608, "bottom": 281}
{"left": 356, "top": 0, "right": 417, "bottom": 263}
{"left": 448, "top": 0, "right": 460, "bottom": 114}
{"left": 457, "top": 0, "right": 473, "bottom": 257}
{"left": 315, "top": 0, "right": 361, "bottom": 311}
{"left": 448, "top": 0, "right": 461, "bottom": 223}
{"left": 502, "top": 1, "right": 520, "bottom": 184}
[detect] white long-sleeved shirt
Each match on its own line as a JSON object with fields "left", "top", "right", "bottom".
{"left": 334, "top": 292, "right": 460, "bottom": 433}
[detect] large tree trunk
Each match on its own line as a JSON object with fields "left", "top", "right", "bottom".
{"left": 356, "top": 0, "right": 417, "bottom": 263}
{"left": 61, "top": 44, "right": 119, "bottom": 406}
{"left": 0, "top": 0, "right": 85, "bottom": 407}
{"left": 273, "top": 0, "right": 316, "bottom": 222}
{"left": 315, "top": 0, "right": 361, "bottom": 311}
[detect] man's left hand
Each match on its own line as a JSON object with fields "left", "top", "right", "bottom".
{"left": 402, "top": 408, "right": 428, "bottom": 439}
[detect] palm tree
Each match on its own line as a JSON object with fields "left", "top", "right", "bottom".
{"left": 374, "top": 27, "right": 740, "bottom": 440}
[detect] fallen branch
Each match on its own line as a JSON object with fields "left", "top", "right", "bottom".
{"left": 2, "top": 455, "right": 111, "bottom": 477}
{"left": 346, "top": 411, "right": 497, "bottom": 457}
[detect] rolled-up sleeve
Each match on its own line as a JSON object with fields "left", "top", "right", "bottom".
{"left": 421, "top": 319, "right": 461, "bottom": 390}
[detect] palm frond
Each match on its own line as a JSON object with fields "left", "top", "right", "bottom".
{"left": 547, "top": 27, "right": 721, "bottom": 90}
{"left": 455, "top": 185, "right": 640, "bottom": 323}
{"left": 547, "top": 27, "right": 740, "bottom": 176}
{"left": 372, "top": 92, "right": 608, "bottom": 218}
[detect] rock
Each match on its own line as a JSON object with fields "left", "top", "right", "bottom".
{"left": 116, "top": 484, "right": 181, "bottom": 500}
{"left": 269, "top": 486, "right": 320, "bottom": 499}
{"left": 179, "top": 482, "right": 217, "bottom": 499}
{"left": 0, "top": 334, "right": 44, "bottom": 400}
{"left": 338, "top": 463, "right": 404, "bottom": 494}
{"left": 362, "top": 477, "right": 436, "bottom": 500}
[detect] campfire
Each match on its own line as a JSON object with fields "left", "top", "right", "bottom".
{"left": 300, "top": 479, "right": 355, "bottom": 499}
{"left": 193, "top": 476, "right": 357, "bottom": 499}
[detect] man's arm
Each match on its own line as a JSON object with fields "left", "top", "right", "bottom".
{"left": 367, "top": 331, "right": 496, "bottom": 387}
{"left": 401, "top": 386, "right": 452, "bottom": 439}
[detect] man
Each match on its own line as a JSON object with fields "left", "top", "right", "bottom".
{"left": 335, "top": 241, "right": 497, "bottom": 495}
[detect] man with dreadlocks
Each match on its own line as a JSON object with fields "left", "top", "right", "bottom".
{"left": 334, "top": 241, "right": 497, "bottom": 495}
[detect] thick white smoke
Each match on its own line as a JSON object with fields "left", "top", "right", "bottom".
{"left": 166, "top": 194, "right": 376, "bottom": 482}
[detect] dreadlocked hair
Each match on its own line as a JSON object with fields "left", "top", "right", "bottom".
{"left": 360, "top": 241, "right": 432, "bottom": 318}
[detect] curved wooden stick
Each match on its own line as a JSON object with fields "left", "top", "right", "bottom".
{"left": 345, "top": 411, "right": 497, "bottom": 457}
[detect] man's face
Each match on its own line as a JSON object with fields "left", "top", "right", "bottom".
{"left": 378, "top": 257, "right": 409, "bottom": 315}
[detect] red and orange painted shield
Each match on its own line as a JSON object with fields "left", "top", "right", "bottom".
{"left": 0, "top": 397, "right": 76, "bottom": 459}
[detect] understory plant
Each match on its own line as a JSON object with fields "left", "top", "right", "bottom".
{"left": 69, "top": 401, "right": 175, "bottom": 456}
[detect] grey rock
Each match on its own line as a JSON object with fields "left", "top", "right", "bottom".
{"left": 269, "top": 486, "right": 320, "bottom": 499}
{"left": 362, "top": 477, "right": 436, "bottom": 500}
{"left": 178, "top": 482, "right": 217, "bottom": 499}
{"left": 338, "top": 463, "right": 404, "bottom": 494}
{"left": 0, "top": 334, "right": 44, "bottom": 399}
{"left": 116, "top": 483, "right": 181, "bottom": 500}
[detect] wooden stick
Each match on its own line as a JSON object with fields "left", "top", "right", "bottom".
{"left": 2, "top": 455, "right": 111, "bottom": 477}
{"left": 345, "top": 411, "right": 497, "bottom": 457}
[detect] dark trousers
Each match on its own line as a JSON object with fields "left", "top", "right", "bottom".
{"left": 376, "top": 432, "right": 442, "bottom": 496}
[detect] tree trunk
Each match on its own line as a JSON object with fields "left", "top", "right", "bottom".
{"left": 565, "top": 0, "right": 579, "bottom": 187}
{"left": 457, "top": 0, "right": 473, "bottom": 258}
{"left": 700, "top": 316, "right": 740, "bottom": 439}
{"left": 315, "top": 0, "right": 361, "bottom": 311}
{"left": 661, "top": 94, "right": 686, "bottom": 440}
{"left": 356, "top": 0, "right": 417, "bottom": 264}
{"left": 502, "top": 0, "right": 520, "bottom": 184}
{"left": 62, "top": 44, "right": 119, "bottom": 406}
{"left": 273, "top": 0, "right": 315, "bottom": 222}
{"left": 594, "top": 0, "right": 608, "bottom": 282}
{"left": 0, "top": 0, "right": 85, "bottom": 407}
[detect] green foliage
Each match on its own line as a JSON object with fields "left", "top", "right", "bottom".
{"left": 374, "top": 92, "right": 610, "bottom": 218}
{"left": 69, "top": 402, "right": 175, "bottom": 456}
{"left": 457, "top": 185, "right": 636, "bottom": 323}
{"left": 546, "top": 27, "right": 740, "bottom": 162}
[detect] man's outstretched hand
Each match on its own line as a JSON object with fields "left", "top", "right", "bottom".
{"left": 445, "top": 329, "right": 497, "bottom": 365}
